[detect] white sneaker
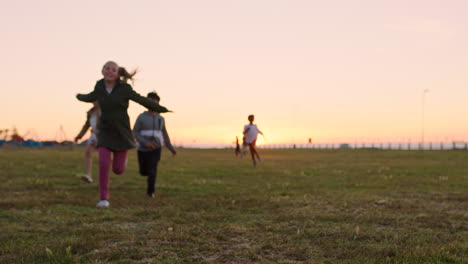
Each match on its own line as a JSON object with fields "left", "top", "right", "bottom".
{"left": 79, "top": 174, "right": 93, "bottom": 183}
{"left": 96, "top": 200, "right": 110, "bottom": 208}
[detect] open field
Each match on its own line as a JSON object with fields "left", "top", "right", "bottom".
{"left": 0, "top": 147, "right": 467, "bottom": 264}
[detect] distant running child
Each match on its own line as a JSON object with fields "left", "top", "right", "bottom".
{"left": 235, "top": 136, "right": 242, "bottom": 157}
{"left": 76, "top": 61, "right": 170, "bottom": 208}
{"left": 74, "top": 101, "right": 101, "bottom": 183}
{"left": 133, "top": 92, "right": 176, "bottom": 198}
{"left": 234, "top": 136, "right": 247, "bottom": 158}
{"left": 243, "top": 114, "right": 264, "bottom": 167}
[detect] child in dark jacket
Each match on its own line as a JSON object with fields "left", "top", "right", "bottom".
{"left": 77, "top": 61, "right": 170, "bottom": 208}
{"left": 133, "top": 92, "right": 176, "bottom": 197}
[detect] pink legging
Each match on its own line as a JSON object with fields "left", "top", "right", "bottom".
{"left": 98, "top": 147, "right": 128, "bottom": 200}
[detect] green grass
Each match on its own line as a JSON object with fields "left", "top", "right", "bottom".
{"left": 0, "top": 147, "right": 467, "bottom": 263}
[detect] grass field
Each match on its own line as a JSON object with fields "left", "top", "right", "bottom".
{"left": 0, "top": 147, "right": 467, "bottom": 264}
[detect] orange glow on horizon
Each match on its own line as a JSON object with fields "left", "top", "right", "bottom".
{"left": 1, "top": 1, "right": 468, "bottom": 145}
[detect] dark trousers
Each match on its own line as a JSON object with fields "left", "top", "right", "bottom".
{"left": 138, "top": 149, "right": 161, "bottom": 195}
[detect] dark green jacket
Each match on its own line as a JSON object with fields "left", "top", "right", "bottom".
{"left": 76, "top": 79, "right": 170, "bottom": 151}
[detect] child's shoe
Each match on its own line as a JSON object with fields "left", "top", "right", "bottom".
{"left": 96, "top": 200, "right": 110, "bottom": 208}
{"left": 79, "top": 174, "right": 93, "bottom": 183}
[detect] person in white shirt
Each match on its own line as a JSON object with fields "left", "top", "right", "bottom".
{"left": 243, "top": 114, "right": 264, "bottom": 167}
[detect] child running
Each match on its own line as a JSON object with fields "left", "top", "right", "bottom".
{"left": 133, "top": 92, "right": 176, "bottom": 198}
{"left": 243, "top": 114, "right": 264, "bottom": 168}
{"left": 235, "top": 136, "right": 242, "bottom": 157}
{"left": 74, "top": 101, "right": 101, "bottom": 183}
{"left": 76, "top": 61, "right": 170, "bottom": 208}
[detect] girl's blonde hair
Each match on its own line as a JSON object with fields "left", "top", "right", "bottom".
{"left": 103, "top": 61, "right": 137, "bottom": 83}
{"left": 118, "top": 67, "right": 137, "bottom": 83}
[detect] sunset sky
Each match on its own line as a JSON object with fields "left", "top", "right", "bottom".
{"left": 1, "top": 0, "right": 468, "bottom": 145}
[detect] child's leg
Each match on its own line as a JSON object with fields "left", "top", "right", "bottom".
{"left": 112, "top": 150, "right": 128, "bottom": 175}
{"left": 256, "top": 150, "right": 262, "bottom": 161}
{"left": 138, "top": 151, "right": 154, "bottom": 193}
{"left": 137, "top": 150, "right": 148, "bottom": 176}
{"left": 85, "top": 144, "right": 96, "bottom": 177}
{"left": 98, "top": 147, "right": 112, "bottom": 200}
{"left": 146, "top": 160, "right": 158, "bottom": 195}
{"left": 253, "top": 147, "right": 261, "bottom": 160}
{"left": 248, "top": 144, "right": 257, "bottom": 165}
{"left": 251, "top": 140, "right": 261, "bottom": 160}
{"left": 146, "top": 149, "right": 161, "bottom": 195}
{"left": 251, "top": 147, "right": 259, "bottom": 159}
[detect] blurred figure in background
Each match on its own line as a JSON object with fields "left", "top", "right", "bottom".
{"left": 74, "top": 101, "right": 100, "bottom": 183}
{"left": 243, "top": 114, "right": 264, "bottom": 168}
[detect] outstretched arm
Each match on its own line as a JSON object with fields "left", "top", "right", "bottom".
{"left": 76, "top": 91, "right": 97, "bottom": 103}
{"left": 258, "top": 127, "right": 264, "bottom": 136}
{"left": 127, "top": 87, "right": 170, "bottom": 113}
{"left": 75, "top": 117, "right": 90, "bottom": 142}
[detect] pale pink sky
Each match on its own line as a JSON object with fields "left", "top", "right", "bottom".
{"left": 1, "top": 0, "right": 468, "bottom": 145}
